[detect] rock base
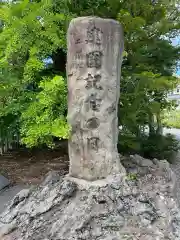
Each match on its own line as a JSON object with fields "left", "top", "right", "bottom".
{"left": 0, "top": 175, "right": 10, "bottom": 192}
{"left": 0, "top": 156, "right": 180, "bottom": 239}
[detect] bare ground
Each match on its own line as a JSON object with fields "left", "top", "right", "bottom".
{"left": 0, "top": 146, "right": 69, "bottom": 185}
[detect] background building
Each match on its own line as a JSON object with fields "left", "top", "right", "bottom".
{"left": 167, "top": 85, "right": 180, "bottom": 102}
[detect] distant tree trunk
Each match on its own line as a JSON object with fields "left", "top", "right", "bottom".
{"left": 156, "top": 112, "right": 163, "bottom": 135}
{"left": 149, "top": 113, "right": 156, "bottom": 136}
{"left": 136, "top": 125, "right": 143, "bottom": 138}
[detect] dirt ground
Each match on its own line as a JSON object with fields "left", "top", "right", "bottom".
{"left": 0, "top": 145, "right": 69, "bottom": 185}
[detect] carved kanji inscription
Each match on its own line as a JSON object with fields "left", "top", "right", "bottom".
{"left": 85, "top": 73, "right": 102, "bottom": 90}
{"left": 85, "top": 20, "right": 103, "bottom": 45}
{"left": 86, "top": 93, "right": 102, "bottom": 112}
{"left": 72, "top": 50, "right": 84, "bottom": 68}
{"left": 87, "top": 137, "right": 100, "bottom": 151}
{"left": 86, "top": 117, "right": 100, "bottom": 129}
{"left": 86, "top": 51, "right": 103, "bottom": 69}
{"left": 75, "top": 38, "right": 81, "bottom": 44}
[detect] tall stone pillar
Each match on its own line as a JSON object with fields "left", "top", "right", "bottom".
{"left": 67, "top": 17, "right": 125, "bottom": 181}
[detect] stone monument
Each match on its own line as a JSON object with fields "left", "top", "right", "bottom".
{"left": 0, "top": 17, "right": 180, "bottom": 240}
{"left": 67, "top": 17, "right": 125, "bottom": 180}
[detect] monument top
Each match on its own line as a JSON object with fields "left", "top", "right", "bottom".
{"left": 69, "top": 16, "right": 123, "bottom": 25}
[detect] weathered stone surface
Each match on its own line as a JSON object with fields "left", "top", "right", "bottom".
{"left": 130, "top": 154, "right": 154, "bottom": 167}
{"left": 0, "top": 158, "right": 180, "bottom": 240}
{"left": 0, "top": 185, "right": 29, "bottom": 215}
{"left": 41, "top": 171, "right": 61, "bottom": 186}
{"left": 0, "top": 175, "right": 10, "bottom": 192}
{"left": 67, "top": 17, "right": 125, "bottom": 180}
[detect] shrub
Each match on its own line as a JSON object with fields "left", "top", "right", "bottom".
{"left": 140, "top": 133, "right": 180, "bottom": 162}
{"left": 118, "top": 130, "right": 180, "bottom": 163}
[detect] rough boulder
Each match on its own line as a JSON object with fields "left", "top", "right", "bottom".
{"left": 0, "top": 155, "right": 180, "bottom": 240}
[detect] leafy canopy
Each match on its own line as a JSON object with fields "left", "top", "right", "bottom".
{"left": 0, "top": 0, "right": 179, "bottom": 149}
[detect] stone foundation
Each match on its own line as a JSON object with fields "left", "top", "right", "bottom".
{"left": 0, "top": 155, "right": 180, "bottom": 240}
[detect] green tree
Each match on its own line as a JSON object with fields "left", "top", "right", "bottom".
{"left": 0, "top": 0, "right": 73, "bottom": 149}
{"left": 117, "top": 0, "right": 180, "bottom": 151}
{"left": 0, "top": 0, "right": 179, "bottom": 151}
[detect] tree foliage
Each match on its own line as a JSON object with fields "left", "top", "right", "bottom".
{"left": 0, "top": 0, "right": 179, "bottom": 151}
{"left": 20, "top": 76, "right": 70, "bottom": 147}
